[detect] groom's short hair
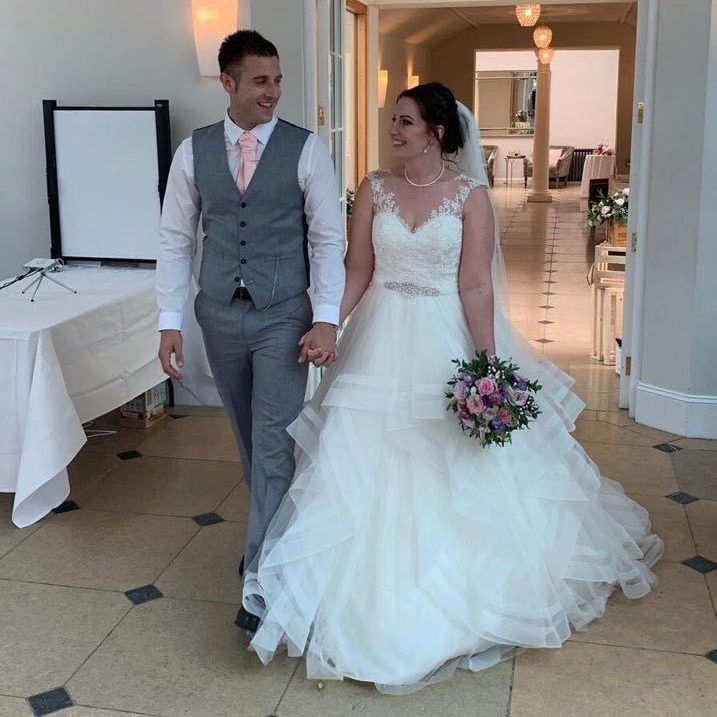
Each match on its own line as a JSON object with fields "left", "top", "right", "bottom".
{"left": 218, "top": 30, "right": 279, "bottom": 77}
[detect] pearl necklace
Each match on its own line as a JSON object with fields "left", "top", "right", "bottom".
{"left": 404, "top": 162, "right": 445, "bottom": 187}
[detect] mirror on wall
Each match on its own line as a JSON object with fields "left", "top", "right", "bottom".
{"left": 474, "top": 70, "right": 537, "bottom": 137}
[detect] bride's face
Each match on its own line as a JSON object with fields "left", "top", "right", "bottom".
{"left": 390, "top": 97, "right": 437, "bottom": 160}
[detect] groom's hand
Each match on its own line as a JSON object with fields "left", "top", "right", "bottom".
{"left": 298, "top": 322, "right": 337, "bottom": 367}
{"left": 158, "top": 329, "right": 184, "bottom": 380}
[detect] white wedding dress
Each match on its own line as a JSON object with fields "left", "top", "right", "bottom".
{"left": 242, "top": 169, "right": 663, "bottom": 694}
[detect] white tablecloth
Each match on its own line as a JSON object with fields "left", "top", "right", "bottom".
{"left": 580, "top": 154, "right": 616, "bottom": 197}
{"left": 0, "top": 266, "right": 166, "bottom": 527}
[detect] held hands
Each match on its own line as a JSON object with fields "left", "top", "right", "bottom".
{"left": 158, "top": 329, "right": 184, "bottom": 380}
{"left": 298, "top": 322, "right": 338, "bottom": 367}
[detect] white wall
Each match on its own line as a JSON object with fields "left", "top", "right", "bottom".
{"left": 0, "top": 0, "right": 306, "bottom": 274}
{"left": 377, "top": 33, "right": 432, "bottom": 168}
{"left": 475, "top": 49, "right": 619, "bottom": 179}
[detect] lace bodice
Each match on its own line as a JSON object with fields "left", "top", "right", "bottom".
{"left": 368, "top": 170, "right": 483, "bottom": 295}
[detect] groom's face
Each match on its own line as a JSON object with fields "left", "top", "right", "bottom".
{"left": 224, "top": 54, "right": 282, "bottom": 129}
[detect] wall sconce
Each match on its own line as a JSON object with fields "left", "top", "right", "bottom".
{"left": 378, "top": 69, "right": 389, "bottom": 108}
{"left": 407, "top": 74, "right": 420, "bottom": 89}
{"left": 192, "top": 0, "right": 241, "bottom": 77}
{"left": 537, "top": 47, "right": 555, "bottom": 64}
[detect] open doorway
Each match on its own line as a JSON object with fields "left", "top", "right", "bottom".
{"left": 365, "top": 0, "right": 642, "bottom": 417}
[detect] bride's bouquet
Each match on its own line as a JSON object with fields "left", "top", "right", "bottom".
{"left": 446, "top": 351, "right": 542, "bottom": 448}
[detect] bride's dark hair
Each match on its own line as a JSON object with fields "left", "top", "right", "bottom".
{"left": 397, "top": 82, "right": 464, "bottom": 155}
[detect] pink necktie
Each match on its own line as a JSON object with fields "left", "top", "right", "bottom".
{"left": 237, "top": 132, "right": 258, "bottom": 194}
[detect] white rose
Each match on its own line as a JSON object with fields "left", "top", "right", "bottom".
{"left": 601, "top": 206, "right": 611, "bottom": 216}
{"left": 615, "top": 197, "right": 625, "bottom": 206}
{"left": 622, "top": 188, "right": 629, "bottom": 196}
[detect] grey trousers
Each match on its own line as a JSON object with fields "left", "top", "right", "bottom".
{"left": 194, "top": 289, "right": 311, "bottom": 570}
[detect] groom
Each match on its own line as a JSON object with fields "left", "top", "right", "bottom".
{"left": 155, "top": 30, "right": 345, "bottom": 631}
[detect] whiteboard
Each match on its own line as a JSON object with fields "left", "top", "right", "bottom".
{"left": 54, "top": 110, "right": 161, "bottom": 261}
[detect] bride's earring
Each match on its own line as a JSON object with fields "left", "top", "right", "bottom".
{"left": 423, "top": 142, "right": 431, "bottom": 155}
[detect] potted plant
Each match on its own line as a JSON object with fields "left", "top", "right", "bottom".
{"left": 587, "top": 188, "right": 629, "bottom": 246}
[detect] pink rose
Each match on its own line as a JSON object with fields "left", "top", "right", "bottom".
{"left": 466, "top": 395, "right": 484, "bottom": 416}
{"left": 498, "top": 408, "right": 513, "bottom": 424}
{"left": 477, "top": 377, "right": 498, "bottom": 396}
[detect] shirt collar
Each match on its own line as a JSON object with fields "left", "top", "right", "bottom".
{"left": 224, "top": 112, "right": 278, "bottom": 146}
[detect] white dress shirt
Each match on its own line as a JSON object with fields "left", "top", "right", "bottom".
{"left": 156, "top": 113, "right": 345, "bottom": 331}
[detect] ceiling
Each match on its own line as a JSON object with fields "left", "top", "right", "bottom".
{"left": 379, "top": 3, "right": 637, "bottom": 48}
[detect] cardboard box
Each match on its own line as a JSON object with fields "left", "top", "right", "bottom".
{"left": 119, "top": 382, "right": 168, "bottom": 428}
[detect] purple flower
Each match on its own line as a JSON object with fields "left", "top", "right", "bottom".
{"left": 483, "top": 407, "right": 497, "bottom": 421}
{"left": 513, "top": 376, "right": 527, "bottom": 391}
{"left": 490, "top": 419, "right": 505, "bottom": 431}
{"left": 511, "top": 390, "right": 529, "bottom": 406}
{"left": 453, "top": 382, "right": 469, "bottom": 400}
{"left": 490, "top": 392, "right": 504, "bottom": 407}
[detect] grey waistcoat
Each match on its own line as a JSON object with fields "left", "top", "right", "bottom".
{"left": 192, "top": 119, "right": 311, "bottom": 309}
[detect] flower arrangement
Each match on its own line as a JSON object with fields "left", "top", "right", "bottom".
{"left": 594, "top": 138, "right": 613, "bottom": 156}
{"left": 446, "top": 351, "right": 542, "bottom": 448}
{"left": 587, "top": 188, "right": 629, "bottom": 228}
{"left": 346, "top": 188, "right": 356, "bottom": 217}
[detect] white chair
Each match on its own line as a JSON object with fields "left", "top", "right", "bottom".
{"left": 591, "top": 243, "right": 626, "bottom": 364}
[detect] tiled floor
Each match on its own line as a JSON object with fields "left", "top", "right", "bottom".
{"left": 2, "top": 183, "right": 716, "bottom": 716}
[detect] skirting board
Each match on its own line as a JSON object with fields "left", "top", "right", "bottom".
{"left": 635, "top": 382, "right": 717, "bottom": 439}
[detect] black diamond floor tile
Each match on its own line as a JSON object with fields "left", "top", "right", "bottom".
{"left": 665, "top": 491, "right": 699, "bottom": 505}
{"left": 682, "top": 555, "right": 717, "bottom": 574}
{"left": 705, "top": 649, "right": 717, "bottom": 665}
{"left": 52, "top": 500, "right": 80, "bottom": 514}
{"left": 653, "top": 443, "right": 683, "bottom": 453}
{"left": 28, "top": 688, "right": 73, "bottom": 716}
{"left": 117, "top": 450, "right": 143, "bottom": 460}
{"left": 193, "top": 512, "right": 225, "bottom": 527}
{"left": 125, "top": 584, "right": 164, "bottom": 605}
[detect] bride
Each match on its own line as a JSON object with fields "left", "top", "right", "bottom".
{"left": 242, "top": 82, "right": 663, "bottom": 694}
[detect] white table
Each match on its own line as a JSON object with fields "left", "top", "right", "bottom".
{"left": 0, "top": 266, "right": 166, "bottom": 527}
{"left": 580, "top": 154, "right": 616, "bottom": 197}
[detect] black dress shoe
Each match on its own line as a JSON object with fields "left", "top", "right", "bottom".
{"left": 239, "top": 556, "right": 244, "bottom": 576}
{"left": 235, "top": 606, "right": 260, "bottom": 634}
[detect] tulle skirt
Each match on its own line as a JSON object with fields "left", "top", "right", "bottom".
{"left": 242, "top": 282, "right": 663, "bottom": 694}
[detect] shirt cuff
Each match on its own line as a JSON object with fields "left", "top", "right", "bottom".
{"left": 158, "top": 310, "right": 184, "bottom": 332}
{"left": 312, "top": 303, "right": 340, "bottom": 326}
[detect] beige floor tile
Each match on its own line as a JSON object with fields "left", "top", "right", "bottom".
{"left": 623, "top": 422, "right": 683, "bottom": 444}
{"left": 672, "top": 437, "right": 717, "bottom": 451}
{"left": 672, "top": 450, "right": 717, "bottom": 501}
{"left": 170, "top": 405, "right": 226, "bottom": 418}
{"left": 277, "top": 658, "right": 513, "bottom": 717}
{"left": 707, "top": 573, "right": 717, "bottom": 613}
{"left": 81, "top": 415, "right": 169, "bottom": 456}
{"left": 67, "top": 599, "right": 296, "bottom": 717}
{"left": 580, "top": 443, "right": 677, "bottom": 495}
{"left": 511, "top": 642, "right": 717, "bottom": 717}
{"left": 629, "top": 494, "right": 695, "bottom": 563}
{"left": 595, "top": 409, "right": 633, "bottom": 426}
{"left": 138, "top": 416, "right": 239, "bottom": 462}
{"left": 570, "top": 563, "right": 717, "bottom": 654}
{"left": 58, "top": 709, "right": 149, "bottom": 717}
{"left": 0, "top": 696, "right": 30, "bottom": 716}
{"left": 686, "top": 500, "right": 717, "bottom": 562}
{"left": 78, "top": 456, "right": 240, "bottom": 517}
{"left": 0, "top": 580, "right": 129, "bottom": 696}
{"left": 0, "top": 510, "right": 197, "bottom": 592}
{"left": 216, "top": 481, "right": 250, "bottom": 523}
{"left": 0, "top": 495, "right": 46, "bottom": 560}
{"left": 156, "top": 521, "right": 244, "bottom": 604}
{"left": 572, "top": 421, "right": 655, "bottom": 447}
{"left": 67, "top": 452, "right": 122, "bottom": 496}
